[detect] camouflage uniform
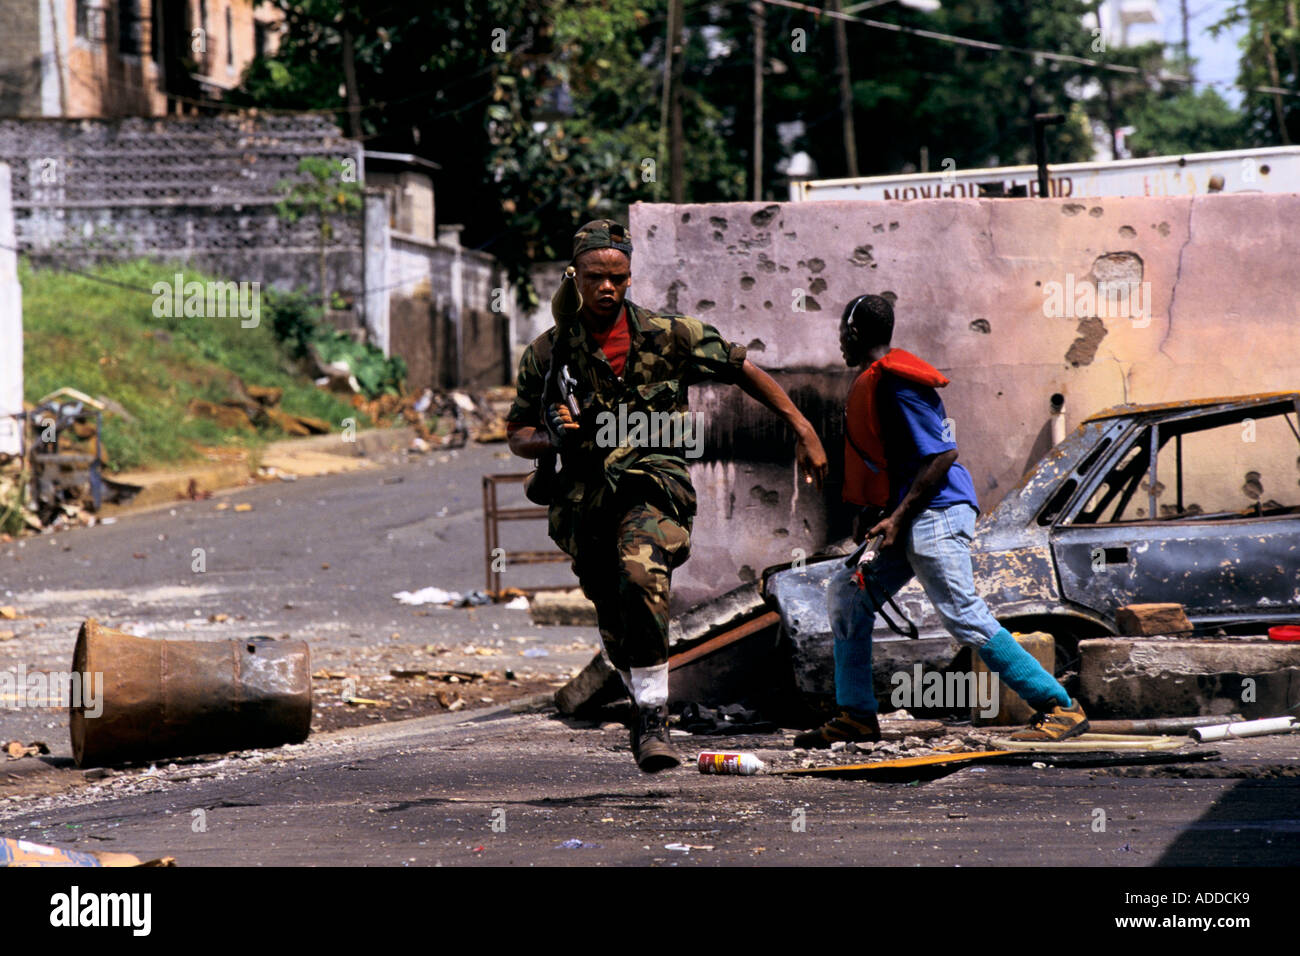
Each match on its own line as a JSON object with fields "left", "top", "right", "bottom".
{"left": 506, "top": 299, "right": 747, "bottom": 669}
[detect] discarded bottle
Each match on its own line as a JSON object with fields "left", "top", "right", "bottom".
{"left": 697, "top": 751, "right": 765, "bottom": 775}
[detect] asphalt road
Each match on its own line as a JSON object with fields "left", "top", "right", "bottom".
{"left": 2, "top": 439, "right": 1298, "bottom": 871}
{"left": 0, "top": 441, "right": 594, "bottom": 748}
{"left": 2, "top": 707, "right": 1298, "bottom": 868}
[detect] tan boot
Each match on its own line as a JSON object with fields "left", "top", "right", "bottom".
{"left": 1009, "top": 699, "right": 1090, "bottom": 742}
{"left": 792, "top": 710, "right": 882, "bottom": 749}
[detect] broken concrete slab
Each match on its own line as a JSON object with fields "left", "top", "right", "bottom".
{"left": 529, "top": 589, "right": 598, "bottom": 627}
{"left": 1116, "top": 603, "right": 1193, "bottom": 636}
{"left": 667, "top": 581, "right": 766, "bottom": 647}
{"left": 554, "top": 650, "right": 619, "bottom": 715}
{"left": 1079, "top": 636, "right": 1300, "bottom": 720}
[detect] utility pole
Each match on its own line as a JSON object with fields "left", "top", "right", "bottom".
{"left": 341, "top": 27, "right": 363, "bottom": 140}
{"left": 669, "top": 0, "right": 686, "bottom": 202}
{"left": 1179, "top": 0, "right": 1193, "bottom": 87}
{"left": 752, "top": 2, "right": 764, "bottom": 200}
{"left": 831, "top": 0, "right": 858, "bottom": 177}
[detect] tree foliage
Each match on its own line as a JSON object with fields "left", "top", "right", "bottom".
{"left": 234, "top": 0, "right": 1259, "bottom": 303}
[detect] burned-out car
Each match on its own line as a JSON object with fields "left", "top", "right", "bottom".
{"left": 764, "top": 392, "right": 1300, "bottom": 701}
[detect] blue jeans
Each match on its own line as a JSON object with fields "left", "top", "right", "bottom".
{"left": 827, "top": 503, "right": 1002, "bottom": 713}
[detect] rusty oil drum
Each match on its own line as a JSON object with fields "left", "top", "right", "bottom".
{"left": 70, "top": 618, "right": 312, "bottom": 767}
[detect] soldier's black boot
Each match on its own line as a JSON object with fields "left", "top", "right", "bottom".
{"left": 631, "top": 704, "right": 681, "bottom": 772}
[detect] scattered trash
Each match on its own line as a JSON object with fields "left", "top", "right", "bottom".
{"left": 394, "top": 587, "right": 461, "bottom": 606}
{"left": 774, "top": 751, "right": 1011, "bottom": 781}
{"left": 389, "top": 668, "right": 483, "bottom": 683}
{"left": 70, "top": 618, "right": 312, "bottom": 768}
{"left": 505, "top": 595, "right": 529, "bottom": 610}
{"left": 698, "top": 751, "right": 765, "bottom": 775}
{"left": 1, "top": 837, "right": 175, "bottom": 868}
{"left": 234, "top": 503, "right": 253, "bottom": 513}
{"left": 0, "top": 606, "right": 18, "bottom": 619}
{"left": 664, "top": 843, "right": 714, "bottom": 852}
{"left": 392, "top": 588, "right": 492, "bottom": 608}
{"left": 991, "top": 734, "right": 1183, "bottom": 752}
{"left": 1088, "top": 716, "right": 1243, "bottom": 735}
{"left": 1190, "top": 715, "right": 1299, "bottom": 742}
{"left": 4, "top": 740, "right": 49, "bottom": 759}
{"left": 680, "top": 703, "right": 778, "bottom": 736}
{"left": 521, "top": 647, "right": 549, "bottom": 658}
{"left": 183, "top": 478, "right": 213, "bottom": 500}
{"left": 1268, "top": 625, "right": 1300, "bottom": 642}
{"left": 556, "top": 839, "right": 601, "bottom": 850}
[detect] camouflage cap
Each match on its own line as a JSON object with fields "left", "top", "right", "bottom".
{"left": 572, "top": 219, "right": 633, "bottom": 264}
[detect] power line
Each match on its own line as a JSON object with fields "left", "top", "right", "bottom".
{"left": 758, "top": 0, "right": 1300, "bottom": 100}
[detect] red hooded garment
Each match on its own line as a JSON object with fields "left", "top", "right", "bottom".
{"left": 843, "top": 348, "right": 950, "bottom": 507}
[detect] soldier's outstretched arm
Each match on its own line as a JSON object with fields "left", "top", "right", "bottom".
{"left": 734, "top": 358, "right": 829, "bottom": 489}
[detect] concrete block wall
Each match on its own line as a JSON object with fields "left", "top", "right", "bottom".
{"left": 628, "top": 194, "right": 1300, "bottom": 608}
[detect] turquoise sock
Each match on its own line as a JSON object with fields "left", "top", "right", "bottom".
{"left": 976, "top": 628, "right": 1071, "bottom": 710}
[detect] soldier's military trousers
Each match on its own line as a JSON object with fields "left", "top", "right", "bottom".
{"left": 571, "top": 491, "right": 691, "bottom": 671}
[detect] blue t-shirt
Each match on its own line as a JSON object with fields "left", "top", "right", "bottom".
{"left": 877, "top": 375, "right": 979, "bottom": 514}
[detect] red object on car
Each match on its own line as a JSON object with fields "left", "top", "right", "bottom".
{"left": 1268, "top": 625, "right": 1300, "bottom": 642}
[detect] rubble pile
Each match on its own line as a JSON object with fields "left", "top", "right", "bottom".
{"left": 187, "top": 383, "right": 331, "bottom": 437}
{"left": 349, "top": 386, "right": 513, "bottom": 450}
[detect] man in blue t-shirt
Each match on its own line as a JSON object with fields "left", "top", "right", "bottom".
{"left": 794, "top": 294, "right": 1090, "bottom": 748}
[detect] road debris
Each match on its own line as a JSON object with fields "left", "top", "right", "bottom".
{"left": 70, "top": 618, "right": 312, "bottom": 768}
{"left": 1088, "top": 715, "right": 1243, "bottom": 735}
{"left": 393, "top": 587, "right": 492, "bottom": 607}
{"left": 697, "top": 751, "right": 765, "bottom": 775}
{"left": 1190, "top": 715, "right": 1299, "bottom": 742}
{"left": 4, "top": 740, "right": 49, "bottom": 759}
{"left": 1116, "top": 602, "right": 1194, "bottom": 636}
{"left": 1, "top": 837, "right": 175, "bottom": 867}
{"left": 990, "top": 733, "right": 1183, "bottom": 751}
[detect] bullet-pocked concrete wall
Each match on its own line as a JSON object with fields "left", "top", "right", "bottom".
{"left": 628, "top": 195, "right": 1300, "bottom": 609}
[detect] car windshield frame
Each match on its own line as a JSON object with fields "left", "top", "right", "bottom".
{"left": 1055, "top": 396, "right": 1300, "bottom": 527}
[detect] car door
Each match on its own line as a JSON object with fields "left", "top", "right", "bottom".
{"left": 1050, "top": 399, "right": 1300, "bottom": 628}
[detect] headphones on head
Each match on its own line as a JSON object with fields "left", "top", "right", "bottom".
{"left": 841, "top": 294, "right": 871, "bottom": 351}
